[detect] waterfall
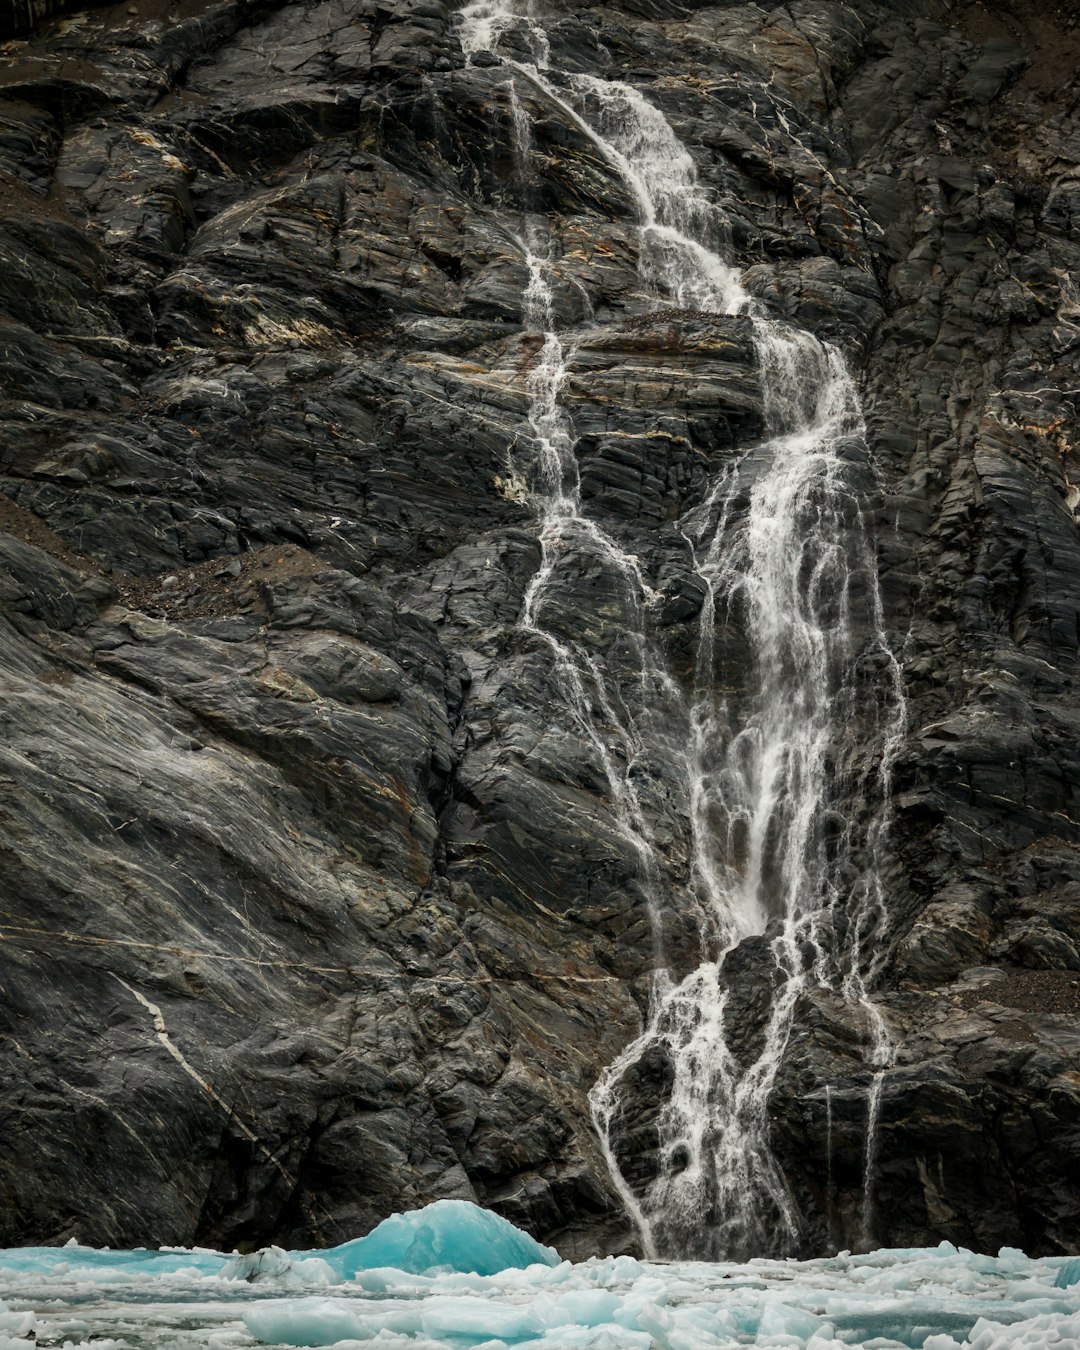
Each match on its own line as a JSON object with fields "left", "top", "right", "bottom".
{"left": 457, "top": 0, "right": 905, "bottom": 1260}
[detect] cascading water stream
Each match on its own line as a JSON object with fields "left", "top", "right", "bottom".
{"left": 457, "top": 0, "right": 906, "bottom": 1260}
{"left": 504, "top": 78, "right": 666, "bottom": 937}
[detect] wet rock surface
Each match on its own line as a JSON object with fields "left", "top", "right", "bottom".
{"left": 1, "top": 0, "right": 1079, "bottom": 1259}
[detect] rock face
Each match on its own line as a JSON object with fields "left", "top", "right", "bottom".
{"left": 0, "top": 0, "right": 1079, "bottom": 1260}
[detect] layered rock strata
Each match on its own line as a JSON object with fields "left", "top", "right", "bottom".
{"left": 0, "top": 0, "right": 1078, "bottom": 1257}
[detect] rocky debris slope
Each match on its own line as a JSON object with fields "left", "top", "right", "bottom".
{"left": 0, "top": 0, "right": 1078, "bottom": 1257}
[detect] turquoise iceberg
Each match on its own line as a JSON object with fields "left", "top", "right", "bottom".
{"left": 311, "top": 1199, "right": 560, "bottom": 1277}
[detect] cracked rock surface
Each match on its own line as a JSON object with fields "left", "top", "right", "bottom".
{"left": 1, "top": 0, "right": 1079, "bottom": 1257}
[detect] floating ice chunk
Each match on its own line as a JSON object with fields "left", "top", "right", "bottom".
{"left": 352, "top": 1266, "right": 438, "bottom": 1295}
{"left": 314, "top": 1200, "right": 559, "bottom": 1278}
{"left": 758, "top": 1300, "right": 826, "bottom": 1341}
{"left": 1054, "top": 1257, "right": 1080, "bottom": 1290}
{"left": 243, "top": 1289, "right": 620, "bottom": 1348}
{"left": 243, "top": 1296, "right": 381, "bottom": 1346}
{"left": 220, "top": 1246, "right": 335, "bottom": 1285}
{"left": 537, "top": 1290, "right": 622, "bottom": 1327}
{"left": 964, "top": 1310, "right": 1080, "bottom": 1348}
{"left": 46, "top": 1343, "right": 120, "bottom": 1350}
{"left": 0, "top": 1244, "right": 226, "bottom": 1281}
{"left": 804, "top": 1331, "right": 848, "bottom": 1350}
{"left": 420, "top": 1295, "right": 541, "bottom": 1341}
{"left": 508, "top": 1331, "right": 651, "bottom": 1350}
{"left": 0, "top": 1300, "right": 36, "bottom": 1350}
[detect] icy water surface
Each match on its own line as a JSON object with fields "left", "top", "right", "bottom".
{"left": 1, "top": 1201, "right": 1078, "bottom": 1350}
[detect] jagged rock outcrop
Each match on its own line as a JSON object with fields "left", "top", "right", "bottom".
{"left": 1, "top": 0, "right": 1078, "bottom": 1259}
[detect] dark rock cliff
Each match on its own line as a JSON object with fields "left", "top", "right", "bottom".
{"left": 0, "top": 0, "right": 1078, "bottom": 1259}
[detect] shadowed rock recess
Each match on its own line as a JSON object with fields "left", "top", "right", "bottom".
{"left": 1, "top": 0, "right": 1079, "bottom": 1260}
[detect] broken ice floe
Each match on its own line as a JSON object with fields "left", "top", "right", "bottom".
{"left": 0, "top": 1201, "right": 1078, "bottom": 1349}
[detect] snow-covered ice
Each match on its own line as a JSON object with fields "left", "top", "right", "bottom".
{"left": 0, "top": 1202, "right": 1077, "bottom": 1350}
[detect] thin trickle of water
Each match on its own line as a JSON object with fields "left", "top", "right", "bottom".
{"left": 825, "top": 1084, "right": 836, "bottom": 1250}
{"left": 861, "top": 1068, "right": 886, "bottom": 1247}
{"left": 456, "top": 0, "right": 905, "bottom": 1261}
{"left": 506, "top": 78, "right": 663, "bottom": 915}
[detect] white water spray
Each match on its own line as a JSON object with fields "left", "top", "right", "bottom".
{"left": 457, "top": 0, "right": 905, "bottom": 1260}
